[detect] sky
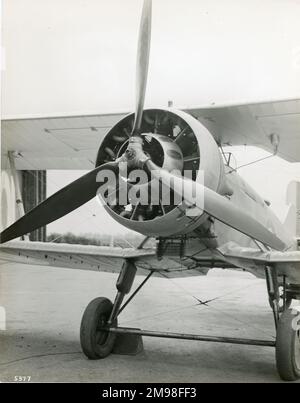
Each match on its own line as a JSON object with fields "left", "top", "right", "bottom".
{"left": 2, "top": 0, "right": 300, "bottom": 235}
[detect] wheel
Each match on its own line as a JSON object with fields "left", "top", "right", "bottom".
{"left": 276, "top": 308, "right": 300, "bottom": 381}
{"left": 80, "top": 297, "right": 117, "bottom": 359}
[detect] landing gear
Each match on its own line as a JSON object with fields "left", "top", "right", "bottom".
{"left": 266, "top": 272, "right": 297, "bottom": 315}
{"left": 80, "top": 259, "right": 148, "bottom": 360}
{"left": 265, "top": 267, "right": 280, "bottom": 328}
{"left": 265, "top": 267, "right": 300, "bottom": 381}
{"left": 80, "top": 260, "right": 300, "bottom": 381}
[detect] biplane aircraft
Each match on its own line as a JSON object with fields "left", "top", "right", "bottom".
{"left": 1, "top": 0, "right": 300, "bottom": 381}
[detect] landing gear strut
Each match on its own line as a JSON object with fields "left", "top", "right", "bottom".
{"left": 265, "top": 267, "right": 300, "bottom": 381}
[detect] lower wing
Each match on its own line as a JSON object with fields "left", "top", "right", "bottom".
{"left": 3, "top": 240, "right": 299, "bottom": 282}
{"left": 218, "top": 242, "right": 300, "bottom": 283}
{"left": 0, "top": 240, "right": 219, "bottom": 278}
{"left": 0, "top": 240, "right": 155, "bottom": 274}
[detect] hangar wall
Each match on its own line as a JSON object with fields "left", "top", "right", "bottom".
{"left": 0, "top": 168, "right": 18, "bottom": 233}
{"left": 22, "top": 171, "right": 47, "bottom": 241}
{"left": 0, "top": 166, "right": 47, "bottom": 241}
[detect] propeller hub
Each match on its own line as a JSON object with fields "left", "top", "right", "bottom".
{"left": 122, "top": 136, "right": 151, "bottom": 169}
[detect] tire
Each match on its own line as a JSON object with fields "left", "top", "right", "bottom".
{"left": 80, "top": 297, "right": 117, "bottom": 359}
{"left": 276, "top": 308, "right": 300, "bottom": 381}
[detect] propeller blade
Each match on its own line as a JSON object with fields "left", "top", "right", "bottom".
{"left": 146, "top": 161, "right": 287, "bottom": 251}
{"left": 0, "top": 162, "right": 119, "bottom": 244}
{"left": 132, "top": 0, "right": 152, "bottom": 135}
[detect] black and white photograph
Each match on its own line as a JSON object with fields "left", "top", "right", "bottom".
{"left": 0, "top": 0, "right": 300, "bottom": 386}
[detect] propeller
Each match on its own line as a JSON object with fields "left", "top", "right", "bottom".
{"left": 0, "top": 162, "right": 119, "bottom": 244}
{"left": 132, "top": 0, "right": 152, "bottom": 135}
{"left": 0, "top": 0, "right": 152, "bottom": 244}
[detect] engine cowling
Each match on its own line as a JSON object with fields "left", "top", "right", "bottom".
{"left": 96, "top": 108, "right": 227, "bottom": 237}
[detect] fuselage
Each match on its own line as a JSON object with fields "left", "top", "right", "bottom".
{"left": 214, "top": 166, "right": 295, "bottom": 252}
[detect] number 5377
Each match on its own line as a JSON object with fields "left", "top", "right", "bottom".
{"left": 14, "top": 376, "right": 31, "bottom": 382}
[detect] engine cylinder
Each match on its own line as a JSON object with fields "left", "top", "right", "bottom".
{"left": 96, "top": 108, "right": 225, "bottom": 237}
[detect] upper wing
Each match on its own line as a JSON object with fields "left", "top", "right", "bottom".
{"left": 1, "top": 112, "right": 126, "bottom": 170}
{"left": 3, "top": 99, "right": 299, "bottom": 170}
{"left": 0, "top": 240, "right": 156, "bottom": 274}
{"left": 186, "top": 98, "right": 300, "bottom": 162}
